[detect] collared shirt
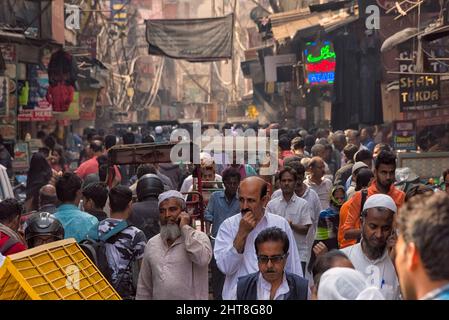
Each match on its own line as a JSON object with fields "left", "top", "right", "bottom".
{"left": 214, "top": 211, "right": 303, "bottom": 300}
{"left": 341, "top": 242, "right": 400, "bottom": 300}
{"left": 75, "top": 155, "right": 122, "bottom": 181}
{"left": 54, "top": 204, "right": 98, "bottom": 243}
{"left": 258, "top": 272, "right": 289, "bottom": 300}
{"left": 204, "top": 191, "right": 240, "bottom": 238}
{"left": 271, "top": 186, "right": 322, "bottom": 264}
{"left": 266, "top": 194, "right": 312, "bottom": 262}
{"left": 304, "top": 177, "right": 333, "bottom": 211}
{"left": 421, "top": 283, "right": 449, "bottom": 300}
{"left": 135, "top": 225, "right": 212, "bottom": 300}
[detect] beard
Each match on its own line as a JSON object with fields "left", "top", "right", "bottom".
{"left": 160, "top": 223, "right": 181, "bottom": 242}
{"left": 362, "top": 232, "right": 386, "bottom": 260}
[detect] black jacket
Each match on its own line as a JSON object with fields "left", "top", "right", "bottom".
{"left": 237, "top": 271, "right": 308, "bottom": 300}
{"left": 129, "top": 198, "right": 160, "bottom": 239}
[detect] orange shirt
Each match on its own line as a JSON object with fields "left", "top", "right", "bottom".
{"left": 341, "top": 181, "right": 405, "bottom": 245}
{"left": 338, "top": 198, "right": 358, "bottom": 249}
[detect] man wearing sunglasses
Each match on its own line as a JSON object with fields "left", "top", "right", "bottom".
{"left": 214, "top": 176, "right": 303, "bottom": 300}
{"left": 235, "top": 227, "right": 309, "bottom": 300}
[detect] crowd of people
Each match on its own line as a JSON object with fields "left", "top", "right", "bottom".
{"left": 0, "top": 124, "right": 449, "bottom": 301}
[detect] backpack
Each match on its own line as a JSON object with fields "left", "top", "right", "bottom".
{"left": 79, "top": 220, "right": 130, "bottom": 286}
{"left": 360, "top": 189, "right": 368, "bottom": 216}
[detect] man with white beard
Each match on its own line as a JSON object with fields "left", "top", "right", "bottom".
{"left": 136, "top": 190, "right": 212, "bottom": 300}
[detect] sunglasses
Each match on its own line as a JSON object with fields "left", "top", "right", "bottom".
{"left": 257, "top": 254, "right": 288, "bottom": 264}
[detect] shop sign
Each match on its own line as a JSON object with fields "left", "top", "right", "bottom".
{"left": 304, "top": 41, "right": 336, "bottom": 86}
{"left": 399, "top": 50, "right": 440, "bottom": 112}
{"left": 393, "top": 120, "right": 417, "bottom": 151}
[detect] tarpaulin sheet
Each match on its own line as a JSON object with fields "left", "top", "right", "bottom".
{"left": 146, "top": 14, "right": 234, "bottom": 62}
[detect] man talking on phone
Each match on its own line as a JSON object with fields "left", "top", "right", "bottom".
{"left": 136, "top": 190, "right": 212, "bottom": 300}
{"left": 214, "top": 176, "right": 303, "bottom": 300}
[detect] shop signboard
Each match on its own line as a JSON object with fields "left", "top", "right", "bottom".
{"left": 303, "top": 41, "right": 336, "bottom": 86}
{"left": 393, "top": 120, "right": 417, "bottom": 151}
{"left": 398, "top": 50, "right": 440, "bottom": 112}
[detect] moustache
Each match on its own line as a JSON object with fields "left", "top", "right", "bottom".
{"left": 266, "top": 269, "right": 276, "bottom": 273}
{"left": 242, "top": 208, "right": 251, "bottom": 214}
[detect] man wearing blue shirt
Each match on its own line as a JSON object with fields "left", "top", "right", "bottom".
{"left": 54, "top": 172, "right": 98, "bottom": 242}
{"left": 205, "top": 167, "right": 241, "bottom": 300}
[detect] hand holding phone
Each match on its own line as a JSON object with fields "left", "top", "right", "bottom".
{"left": 178, "top": 211, "right": 191, "bottom": 228}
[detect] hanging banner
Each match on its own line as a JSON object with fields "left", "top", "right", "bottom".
{"left": 146, "top": 14, "right": 234, "bottom": 62}
{"left": 393, "top": 120, "right": 417, "bottom": 151}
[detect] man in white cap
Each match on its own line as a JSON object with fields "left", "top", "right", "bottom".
{"left": 179, "top": 153, "right": 222, "bottom": 194}
{"left": 340, "top": 193, "right": 400, "bottom": 300}
{"left": 136, "top": 190, "right": 212, "bottom": 300}
{"left": 346, "top": 162, "right": 369, "bottom": 199}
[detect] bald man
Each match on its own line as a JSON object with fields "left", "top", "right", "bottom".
{"left": 214, "top": 176, "right": 303, "bottom": 300}
{"left": 39, "top": 184, "right": 58, "bottom": 214}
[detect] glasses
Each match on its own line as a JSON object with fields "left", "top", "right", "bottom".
{"left": 257, "top": 254, "right": 287, "bottom": 264}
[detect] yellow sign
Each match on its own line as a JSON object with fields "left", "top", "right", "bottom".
{"left": 246, "top": 104, "right": 259, "bottom": 119}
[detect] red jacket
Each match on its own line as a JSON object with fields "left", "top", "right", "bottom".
{"left": 0, "top": 232, "right": 27, "bottom": 256}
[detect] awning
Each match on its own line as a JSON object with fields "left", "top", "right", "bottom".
{"left": 269, "top": 7, "right": 358, "bottom": 41}
{"left": 381, "top": 28, "right": 419, "bottom": 52}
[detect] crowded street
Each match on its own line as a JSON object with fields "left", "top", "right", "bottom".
{"left": 1, "top": 0, "right": 449, "bottom": 303}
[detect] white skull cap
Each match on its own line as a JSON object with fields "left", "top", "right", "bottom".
{"left": 363, "top": 194, "right": 397, "bottom": 214}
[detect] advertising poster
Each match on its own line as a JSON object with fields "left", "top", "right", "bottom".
{"left": 12, "top": 142, "right": 30, "bottom": 172}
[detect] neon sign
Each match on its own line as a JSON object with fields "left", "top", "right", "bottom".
{"left": 304, "top": 41, "right": 336, "bottom": 85}
{"left": 306, "top": 45, "right": 336, "bottom": 63}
